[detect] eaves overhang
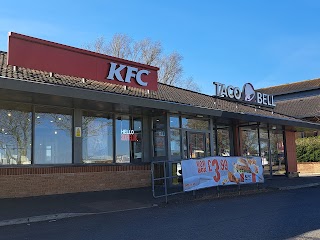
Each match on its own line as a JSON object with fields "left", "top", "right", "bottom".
{"left": 1, "top": 76, "right": 320, "bottom": 130}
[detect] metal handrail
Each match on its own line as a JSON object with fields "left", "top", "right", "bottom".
{"left": 151, "top": 160, "right": 184, "bottom": 203}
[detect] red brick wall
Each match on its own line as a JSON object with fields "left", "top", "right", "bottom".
{"left": 0, "top": 165, "right": 151, "bottom": 199}
{"left": 285, "top": 131, "right": 298, "bottom": 173}
{"left": 298, "top": 162, "right": 320, "bottom": 174}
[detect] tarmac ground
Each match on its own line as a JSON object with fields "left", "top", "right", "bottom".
{"left": 0, "top": 174, "right": 319, "bottom": 227}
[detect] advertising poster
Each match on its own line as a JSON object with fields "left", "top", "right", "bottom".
{"left": 181, "top": 156, "right": 264, "bottom": 192}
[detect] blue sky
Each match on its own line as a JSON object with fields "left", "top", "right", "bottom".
{"left": 1, "top": 0, "right": 320, "bottom": 95}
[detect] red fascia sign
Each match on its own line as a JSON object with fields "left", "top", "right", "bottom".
{"left": 7, "top": 32, "right": 159, "bottom": 91}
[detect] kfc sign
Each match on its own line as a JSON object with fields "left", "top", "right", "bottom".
{"left": 107, "top": 63, "right": 149, "bottom": 87}
{"left": 7, "top": 32, "right": 159, "bottom": 91}
{"left": 213, "top": 82, "right": 276, "bottom": 107}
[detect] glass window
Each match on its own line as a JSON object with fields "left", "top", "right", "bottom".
{"left": 182, "top": 131, "right": 187, "bottom": 159}
{"left": 153, "top": 129, "right": 166, "bottom": 157}
{"left": 182, "top": 118, "right": 209, "bottom": 130}
{"left": 0, "top": 103, "right": 32, "bottom": 165}
{"left": 170, "top": 129, "right": 181, "bottom": 157}
{"left": 239, "top": 126, "right": 259, "bottom": 156}
{"left": 270, "top": 129, "right": 285, "bottom": 175}
{"left": 34, "top": 107, "right": 72, "bottom": 164}
{"left": 188, "top": 132, "right": 206, "bottom": 159}
{"left": 116, "top": 115, "right": 142, "bottom": 163}
{"left": 170, "top": 116, "right": 180, "bottom": 128}
{"left": 116, "top": 116, "right": 131, "bottom": 163}
{"left": 206, "top": 133, "right": 211, "bottom": 157}
{"left": 152, "top": 116, "right": 166, "bottom": 157}
{"left": 133, "top": 118, "right": 142, "bottom": 160}
{"left": 152, "top": 116, "right": 166, "bottom": 129}
{"left": 217, "top": 126, "right": 231, "bottom": 156}
{"left": 82, "top": 112, "right": 113, "bottom": 164}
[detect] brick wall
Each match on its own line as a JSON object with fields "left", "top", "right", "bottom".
{"left": 298, "top": 162, "right": 320, "bottom": 174}
{"left": 0, "top": 165, "right": 151, "bottom": 199}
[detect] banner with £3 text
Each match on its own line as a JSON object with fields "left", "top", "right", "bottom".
{"left": 181, "top": 156, "right": 264, "bottom": 192}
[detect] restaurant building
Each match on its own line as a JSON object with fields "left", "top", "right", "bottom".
{"left": 0, "top": 32, "right": 319, "bottom": 198}
{"left": 259, "top": 79, "right": 320, "bottom": 137}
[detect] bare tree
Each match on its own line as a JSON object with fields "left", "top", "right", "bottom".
{"left": 177, "top": 77, "right": 201, "bottom": 93}
{"left": 157, "top": 52, "right": 183, "bottom": 85}
{"left": 132, "top": 39, "right": 162, "bottom": 65}
{"left": 84, "top": 34, "right": 200, "bottom": 91}
{"left": 106, "top": 34, "right": 132, "bottom": 59}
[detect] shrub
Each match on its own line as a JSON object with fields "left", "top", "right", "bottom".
{"left": 296, "top": 136, "right": 320, "bottom": 162}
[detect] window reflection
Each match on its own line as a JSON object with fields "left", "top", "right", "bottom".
{"left": 152, "top": 116, "right": 166, "bottom": 157}
{"left": 217, "top": 126, "right": 230, "bottom": 156}
{"left": 82, "top": 112, "right": 113, "bottom": 164}
{"left": 35, "top": 108, "right": 72, "bottom": 164}
{"left": 188, "top": 132, "right": 205, "bottom": 158}
{"left": 170, "top": 116, "right": 180, "bottom": 128}
{"left": 0, "top": 104, "right": 32, "bottom": 165}
{"left": 240, "top": 126, "right": 259, "bottom": 156}
{"left": 116, "top": 116, "right": 142, "bottom": 163}
{"left": 182, "top": 118, "right": 209, "bottom": 130}
{"left": 170, "top": 129, "right": 181, "bottom": 157}
{"left": 206, "top": 133, "right": 211, "bottom": 157}
{"left": 270, "top": 129, "right": 285, "bottom": 175}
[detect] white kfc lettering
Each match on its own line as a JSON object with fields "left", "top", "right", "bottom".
{"left": 107, "top": 62, "right": 149, "bottom": 86}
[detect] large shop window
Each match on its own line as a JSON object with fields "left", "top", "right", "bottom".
{"left": 0, "top": 103, "right": 32, "bottom": 165}
{"left": 116, "top": 115, "right": 142, "bottom": 163}
{"left": 82, "top": 112, "right": 113, "bottom": 164}
{"left": 34, "top": 107, "right": 72, "bottom": 164}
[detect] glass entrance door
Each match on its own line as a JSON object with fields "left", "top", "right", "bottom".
{"left": 187, "top": 132, "right": 206, "bottom": 159}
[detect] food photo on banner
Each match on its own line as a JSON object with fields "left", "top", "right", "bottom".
{"left": 181, "top": 157, "right": 264, "bottom": 192}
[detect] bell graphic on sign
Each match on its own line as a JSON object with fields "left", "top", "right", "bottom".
{"left": 243, "top": 83, "right": 255, "bottom": 102}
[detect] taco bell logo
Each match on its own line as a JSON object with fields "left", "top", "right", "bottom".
{"left": 243, "top": 83, "right": 255, "bottom": 102}
{"left": 213, "top": 82, "right": 276, "bottom": 107}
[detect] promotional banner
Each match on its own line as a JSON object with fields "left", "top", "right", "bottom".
{"left": 181, "top": 156, "right": 264, "bottom": 192}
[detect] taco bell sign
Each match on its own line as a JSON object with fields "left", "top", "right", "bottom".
{"left": 213, "top": 82, "right": 276, "bottom": 107}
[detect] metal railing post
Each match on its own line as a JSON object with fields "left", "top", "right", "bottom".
{"left": 164, "top": 161, "right": 168, "bottom": 203}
